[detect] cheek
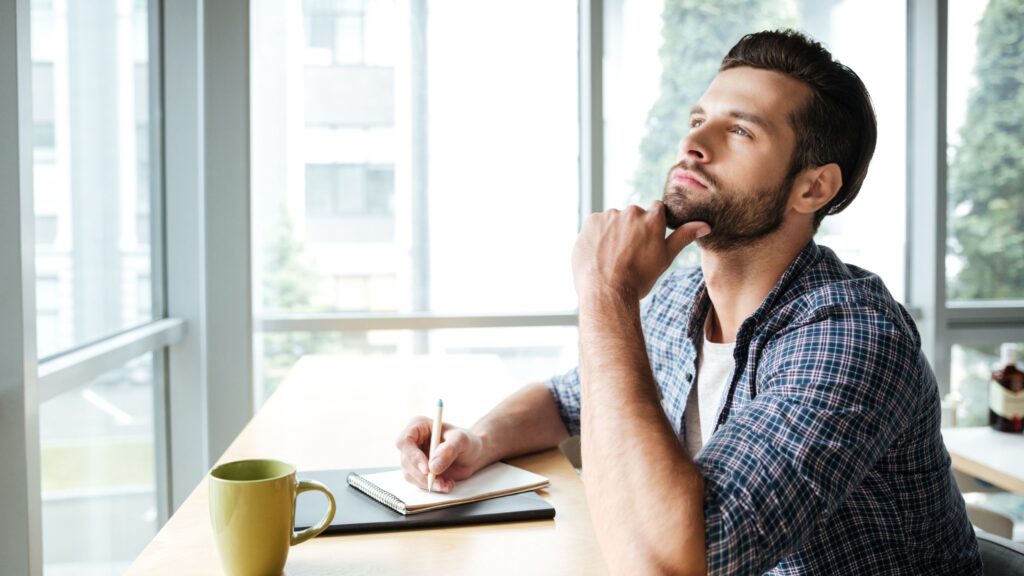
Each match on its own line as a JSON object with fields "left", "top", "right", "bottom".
{"left": 719, "top": 146, "right": 787, "bottom": 190}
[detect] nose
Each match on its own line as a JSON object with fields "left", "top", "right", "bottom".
{"left": 677, "top": 131, "right": 711, "bottom": 164}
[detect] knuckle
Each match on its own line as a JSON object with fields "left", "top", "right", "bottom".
{"left": 446, "top": 429, "right": 466, "bottom": 448}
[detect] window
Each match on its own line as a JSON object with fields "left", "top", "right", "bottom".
{"left": 304, "top": 0, "right": 366, "bottom": 65}
{"left": 604, "top": 0, "right": 907, "bottom": 294}
{"left": 252, "top": 0, "right": 579, "bottom": 397}
{"left": 25, "top": 2, "right": 168, "bottom": 573}
{"left": 31, "top": 0, "right": 154, "bottom": 357}
{"left": 946, "top": 0, "right": 1024, "bottom": 302}
{"left": 305, "top": 163, "right": 394, "bottom": 217}
{"left": 40, "top": 353, "right": 158, "bottom": 574}
{"left": 36, "top": 275, "right": 60, "bottom": 358}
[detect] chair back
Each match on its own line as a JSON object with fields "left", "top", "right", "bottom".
{"left": 967, "top": 504, "right": 1015, "bottom": 539}
{"left": 976, "top": 529, "right": 1024, "bottom": 576}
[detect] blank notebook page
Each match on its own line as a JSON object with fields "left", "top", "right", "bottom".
{"left": 355, "top": 462, "right": 549, "bottom": 512}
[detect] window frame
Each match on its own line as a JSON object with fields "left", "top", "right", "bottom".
{"left": 5, "top": 2, "right": 1024, "bottom": 574}
{"left": 907, "top": 0, "right": 1024, "bottom": 394}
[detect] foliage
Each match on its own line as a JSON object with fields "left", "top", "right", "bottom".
{"left": 260, "top": 210, "right": 331, "bottom": 396}
{"left": 948, "top": 0, "right": 1024, "bottom": 300}
{"left": 262, "top": 211, "right": 316, "bottom": 312}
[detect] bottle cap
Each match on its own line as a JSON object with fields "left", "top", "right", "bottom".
{"left": 1000, "top": 343, "right": 1018, "bottom": 366}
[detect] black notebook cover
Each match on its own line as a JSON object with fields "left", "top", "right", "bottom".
{"left": 294, "top": 467, "right": 556, "bottom": 534}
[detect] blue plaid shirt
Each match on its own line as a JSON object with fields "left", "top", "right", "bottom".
{"left": 548, "top": 242, "right": 982, "bottom": 575}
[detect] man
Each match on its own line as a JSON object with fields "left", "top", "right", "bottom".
{"left": 395, "top": 30, "right": 982, "bottom": 574}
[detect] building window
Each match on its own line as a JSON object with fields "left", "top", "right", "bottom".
{"left": 304, "top": 0, "right": 366, "bottom": 65}
{"left": 305, "top": 163, "right": 394, "bottom": 217}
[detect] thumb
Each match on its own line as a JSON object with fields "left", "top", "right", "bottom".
{"left": 666, "top": 221, "right": 711, "bottom": 258}
{"left": 428, "top": 434, "right": 465, "bottom": 476}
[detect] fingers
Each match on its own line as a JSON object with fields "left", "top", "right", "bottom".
{"left": 428, "top": 428, "right": 470, "bottom": 477}
{"left": 396, "top": 418, "right": 463, "bottom": 493}
{"left": 666, "top": 219, "right": 710, "bottom": 257}
{"left": 396, "top": 416, "right": 431, "bottom": 480}
{"left": 644, "top": 200, "right": 709, "bottom": 258}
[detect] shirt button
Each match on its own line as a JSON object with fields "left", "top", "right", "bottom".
{"left": 686, "top": 373, "right": 694, "bottom": 382}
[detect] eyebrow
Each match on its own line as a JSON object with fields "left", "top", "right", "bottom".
{"left": 689, "top": 105, "right": 773, "bottom": 133}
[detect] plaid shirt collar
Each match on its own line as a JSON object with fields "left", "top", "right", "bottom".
{"left": 684, "top": 240, "right": 822, "bottom": 343}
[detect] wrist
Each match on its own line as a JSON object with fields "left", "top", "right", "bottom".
{"left": 578, "top": 283, "right": 637, "bottom": 311}
{"left": 470, "top": 426, "right": 499, "bottom": 468}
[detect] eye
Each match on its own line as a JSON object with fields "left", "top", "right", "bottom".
{"left": 689, "top": 117, "right": 704, "bottom": 129}
{"left": 731, "top": 125, "right": 753, "bottom": 138}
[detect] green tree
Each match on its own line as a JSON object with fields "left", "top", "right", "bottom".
{"left": 632, "top": 0, "right": 795, "bottom": 267}
{"left": 948, "top": 0, "right": 1024, "bottom": 300}
{"left": 260, "top": 210, "right": 332, "bottom": 397}
{"left": 262, "top": 210, "right": 316, "bottom": 312}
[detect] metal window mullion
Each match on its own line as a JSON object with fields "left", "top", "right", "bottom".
{"left": 164, "top": 0, "right": 209, "bottom": 512}
{"left": 946, "top": 302, "right": 1024, "bottom": 327}
{"left": 255, "top": 312, "right": 580, "bottom": 333}
{"left": 946, "top": 326, "right": 1024, "bottom": 346}
{"left": 0, "top": 0, "right": 42, "bottom": 573}
{"left": 906, "top": 0, "right": 949, "bottom": 391}
{"left": 148, "top": 0, "right": 172, "bottom": 528}
{"left": 37, "top": 318, "right": 186, "bottom": 403}
{"left": 203, "top": 0, "right": 253, "bottom": 466}
{"left": 579, "top": 0, "right": 604, "bottom": 227}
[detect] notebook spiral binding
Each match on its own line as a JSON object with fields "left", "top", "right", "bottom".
{"left": 347, "top": 472, "right": 408, "bottom": 515}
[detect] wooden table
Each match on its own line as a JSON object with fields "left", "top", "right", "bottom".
{"left": 942, "top": 426, "right": 1024, "bottom": 494}
{"left": 127, "top": 354, "right": 605, "bottom": 575}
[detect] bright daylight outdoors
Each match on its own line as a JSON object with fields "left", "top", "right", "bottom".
{"left": 30, "top": 0, "right": 159, "bottom": 574}
{"left": 251, "top": 0, "right": 580, "bottom": 399}
{"left": 252, "top": 0, "right": 907, "bottom": 401}
{"left": 945, "top": 0, "right": 1024, "bottom": 538}
{"left": 18, "top": 0, "right": 1024, "bottom": 572}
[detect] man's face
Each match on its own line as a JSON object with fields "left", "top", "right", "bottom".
{"left": 663, "top": 66, "right": 810, "bottom": 251}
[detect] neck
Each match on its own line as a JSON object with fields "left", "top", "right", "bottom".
{"left": 700, "top": 222, "right": 811, "bottom": 344}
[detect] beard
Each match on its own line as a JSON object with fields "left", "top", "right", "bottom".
{"left": 662, "top": 161, "right": 796, "bottom": 252}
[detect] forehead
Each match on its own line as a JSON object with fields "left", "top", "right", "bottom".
{"left": 697, "top": 66, "right": 810, "bottom": 135}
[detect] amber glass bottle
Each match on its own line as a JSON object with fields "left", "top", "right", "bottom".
{"left": 990, "top": 343, "right": 1024, "bottom": 433}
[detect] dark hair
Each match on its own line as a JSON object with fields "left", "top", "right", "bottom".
{"left": 720, "top": 30, "right": 877, "bottom": 229}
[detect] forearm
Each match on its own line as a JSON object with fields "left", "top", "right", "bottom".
{"left": 579, "top": 291, "right": 705, "bottom": 575}
{"left": 470, "top": 382, "right": 570, "bottom": 464}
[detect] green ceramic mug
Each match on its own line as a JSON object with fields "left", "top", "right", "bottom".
{"left": 209, "top": 459, "right": 336, "bottom": 576}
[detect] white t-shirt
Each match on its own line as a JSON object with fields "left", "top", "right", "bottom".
{"left": 684, "top": 325, "right": 736, "bottom": 458}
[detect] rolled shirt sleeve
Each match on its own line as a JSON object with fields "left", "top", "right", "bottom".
{"left": 546, "top": 366, "right": 582, "bottom": 437}
{"left": 695, "top": 305, "right": 919, "bottom": 574}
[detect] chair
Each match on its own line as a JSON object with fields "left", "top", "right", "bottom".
{"left": 976, "top": 529, "right": 1024, "bottom": 576}
{"left": 967, "top": 503, "right": 1016, "bottom": 540}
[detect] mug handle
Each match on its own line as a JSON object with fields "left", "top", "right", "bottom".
{"left": 291, "top": 479, "right": 337, "bottom": 546}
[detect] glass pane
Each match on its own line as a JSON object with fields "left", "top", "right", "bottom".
{"left": 40, "top": 352, "right": 158, "bottom": 575}
{"left": 949, "top": 342, "right": 1024, "bottom": 428}
{"left": 31, "top": 0, "right": 154, "bottom": 359}
{"left": 946, "top": 0, "right": 1024, "bottom": 301}
{"left": 949, "top": 342, "right": 1024, "bottom": 540}
{"left": 252, "top": 0, "right": 578, "bottom": 319}
{"left": 256, "top": 326, "right": 579, "bottom": 403}
{"left": 604, "top": 0, "right": 906, "bottom": 296}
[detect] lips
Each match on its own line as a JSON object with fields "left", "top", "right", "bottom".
{"left": 671, "top": 169, "right": 708, "bottom": 189}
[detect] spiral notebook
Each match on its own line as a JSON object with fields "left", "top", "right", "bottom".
{"left": 293, "top": 464, "right": 554, "bottom": 534}
{"left": 347, "top": 462, "right": 550, "bottom": 515}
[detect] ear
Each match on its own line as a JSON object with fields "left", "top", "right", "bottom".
{"left": 791, "top": 163, "right": 842, "bottom": 216}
